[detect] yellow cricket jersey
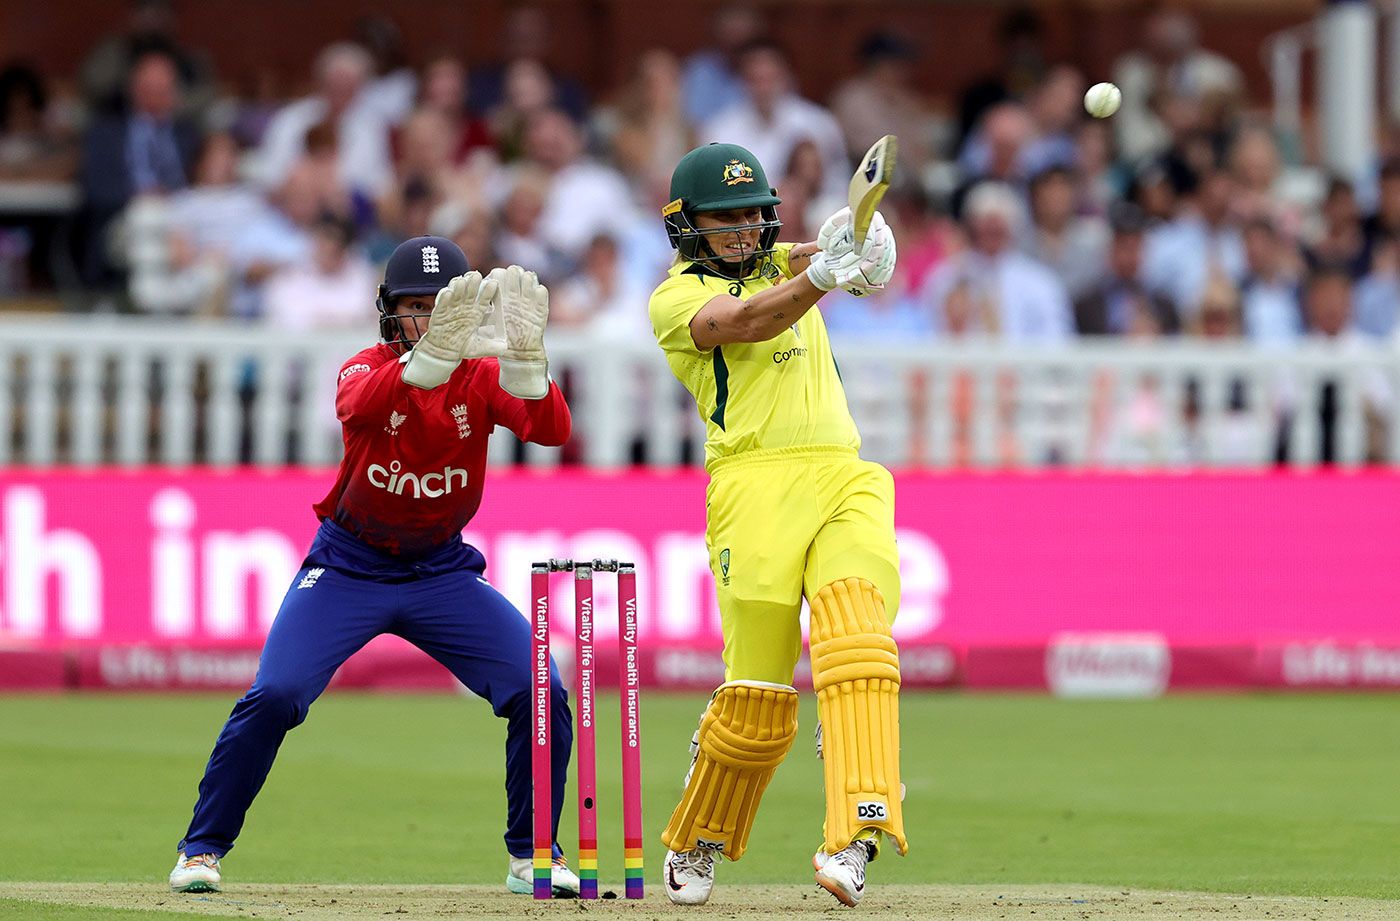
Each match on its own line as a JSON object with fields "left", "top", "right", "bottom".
{"left": 648, "top": 243, "right": 860, "bottom": 470}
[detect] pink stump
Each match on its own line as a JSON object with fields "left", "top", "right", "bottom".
{"left": 617, "top": 564, "right": 644, "bottom": 898}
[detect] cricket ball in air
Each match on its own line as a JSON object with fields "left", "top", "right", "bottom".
{"left": 1084, "top": 82, "right": 1122, "bottom": 119}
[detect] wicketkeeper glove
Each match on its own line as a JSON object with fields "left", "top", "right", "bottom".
{"left": 493, "top": 264, "right": 552, "bottom": 400}
{"left": 402, "top": 271, "right": 506, "bottom": 389}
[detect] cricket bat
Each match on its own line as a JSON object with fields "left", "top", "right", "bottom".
{"left": 848, "top": 134, "right": 898, "bottom": 248}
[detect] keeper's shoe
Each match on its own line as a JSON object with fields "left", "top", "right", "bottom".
{"left": 506, "top": 854, "right": 580, "bottom": 897}
{"left": 663, "top": 848, "right": 717, "bottom": 905}
{"left": 813, "top": 833, "right": 879, "bottom": 907}
{"left": 169, "top": 852, "right": 221, "bottom": 892}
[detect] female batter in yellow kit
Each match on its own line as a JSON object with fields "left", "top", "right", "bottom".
{"left": 649, "top": 142, "right": 907, "bottom": 908}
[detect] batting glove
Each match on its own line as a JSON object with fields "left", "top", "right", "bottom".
{"left": 835, "top": 218, "right": 897, "bottom": 296}
{"left": 493, "top": 264, "right": 552, "bottom": 400}
{"left": 402, "top": 271, "right": 505, "bottom": 390}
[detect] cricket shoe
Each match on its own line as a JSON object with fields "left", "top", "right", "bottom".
{"left": 169, "top": 852, "right": 221, "bottom": 892}
{"left": 506, "top": 854, "right": 580, "bottom": 897}
{"left": 664, "top": 848, "right": 718, "bottom": 905}
{"left": 813, "top": 834, "right": 878, "bottom": 907}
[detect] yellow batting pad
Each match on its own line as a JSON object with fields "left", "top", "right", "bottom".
{"left": 810, "top": 578, "right": 908, "bottom": 855}
{"left": 661, "top": 680, "right": 799, "bottom": 861}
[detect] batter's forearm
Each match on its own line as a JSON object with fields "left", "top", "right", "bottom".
{"left": 739, "top": 274, "right": 824, "bottom": 340}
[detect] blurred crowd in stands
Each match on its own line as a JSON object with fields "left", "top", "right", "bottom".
{"left": 2, "top": 0, "right": 1400, "bottom": 360}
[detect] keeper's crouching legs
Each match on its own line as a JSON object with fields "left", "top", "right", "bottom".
{"left": 809, "top": 577, "right": 908, "bottom": 856}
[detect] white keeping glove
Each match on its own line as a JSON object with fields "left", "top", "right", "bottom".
{"left": 401, "top": 271, "right": 505, "bottom": 389}
{"left": 492, "top": 264, "right": 552, "bottom": 400}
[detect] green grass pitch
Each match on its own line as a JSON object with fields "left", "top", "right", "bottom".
{"left": 0, "top": 691, "right": 1397, "bottom": 919}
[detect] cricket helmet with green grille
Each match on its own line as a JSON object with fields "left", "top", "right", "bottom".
{"left": 662, "top": 142, "right": 782, "bottom": 279}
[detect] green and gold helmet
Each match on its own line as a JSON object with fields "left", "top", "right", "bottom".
{"left": 662, "top": 142, "right": 783, "bottom": 279}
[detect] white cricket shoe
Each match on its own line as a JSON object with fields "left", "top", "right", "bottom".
{"left": 169, "top": 852, "right": 221, "bottom": 892}
{"left": 506, "top": 854, "right": 580, "bottom": 897}
{"left": 663, "top": 848, "right": 717, "bottom": 905}
{"left": 813, "top": 836, "right": 877, "bottom": 907}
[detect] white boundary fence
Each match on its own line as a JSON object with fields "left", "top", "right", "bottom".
{"left": 1, "top": 317, "right": 1398, "bottom": 469}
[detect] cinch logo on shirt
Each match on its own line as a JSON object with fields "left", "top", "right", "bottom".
{"left": 367, "top": 460, "right": 468, "bottom": 498}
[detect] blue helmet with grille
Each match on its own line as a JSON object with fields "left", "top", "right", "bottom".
{"left": 376, "top": 236, "right": 470, "bottom": 353}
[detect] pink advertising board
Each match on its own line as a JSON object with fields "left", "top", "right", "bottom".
{"left": 0, "top": 469, "right": 1397, "bottom": 692}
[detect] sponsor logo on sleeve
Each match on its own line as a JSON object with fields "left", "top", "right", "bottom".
{"left": 340, "top": 363, "right": 372, "bottom": 381}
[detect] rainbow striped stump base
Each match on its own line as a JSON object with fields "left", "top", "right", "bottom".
{"left": 578, "top": 842, "right": 599, "bottom": 899}
{"left": 533, "top": 849, "right": 553, "bottom": 899}
{"left": 624, "top": 841, "right": 645, "bottom": 899}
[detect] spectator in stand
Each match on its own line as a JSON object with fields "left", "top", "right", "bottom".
{"left": 1074, "top": 118, "right": 1122, "bottom": 217}
{"left": 681, "top": 5, "right": 764, "bottom": 124}
{"left": 431, "top": 200, "right": 499, "bottom": 277}
{"left": 1142, "top": 165, "right": 1245, "bottom": 323}
{"left": 702, "top": 40, "right": 848, "bottom": 203}
{"left": 830, "top": 32, "right": 932, "bottom": 175}
{"left": 0, "top": 63, "right": 77, "bottom": 180}
{"left": 1074, "top": 203, "right": 1177, "bottom": 336}
{"left": 551, "top": 233, "right": 648, "bottom": 331}
{"left": 284, "top": 120, "right": 355, "bottom": 218}
{"left": 410, "top": 55, "right": 496, "bottom": 165}
{"left": 265, "top": 213, "right": 376, "bottom": 333}
{"left": 1228, "top": 122, "right": 1285, "bottom": 226}
{"left": 1020, "top": 64, "right": 1085, "bottom": 176}
{"left": 957, "top": 101, "right": 1035, "bottom": 191}
{"left": 523, "top": 108, "right": 638, "bottom": 264}
{"left": 379, "top": 105, "right": 490, "bottom": 242}
{"left": 920, "top": 181, "right": 1072, "bottom": 342}
{"left": 1354, "top": 233, "right": 1400, "bottom": 339}
{"left": 495, "top": 165, "right": 569, "bottom": 286}
{"left": 354, "top": 15, "right": 417, "bottom": 128}
{"left": 79, "top": 0, "right": 215, "bottom": 119}
{"left": 125, "top": 131, "right": 275, "bottom": 316}
{"left": 1239, "top": 217, "right": 1303, "bottom": 344}
{"left": 774, "top": 138, "right": 842, "bottom": 243}
{"left": 255, "top": 43, "right": 391, "bottom": 202}
{"left": 955, "top": 7, "right": 1048, "bottom": 149}
{"left": 1181, "top": 275, "right": 1259, "bottom": 465}
{"left": 1362, "top": 158, "right": 1400, "bottom": 271}
{"left": 1305, "top": 177, "right": 1367, "bottom": 278}
{"left": 611, "top": 50, "right": 696, "bottom": 208}
{"left": 1023, "top": 164, "right": 1109, "bottom": 301}
{"left": 1111, "top": 6, "right": 1243, "bottom": 163}
{"left": 229, "top": 67, "right": 284, "bottom": 150}
{"left": 468, "top": 5, "right": 588, "bottom": 122}
{"left": 79, "top": 48, "right": 200, "bottom": 287}
{"left": 488, "top": 58, "right": 558, "bottom": 162}
{"left": 1281, "top": 267, "right": 1392, "bottom": 462}
{"left": 224, "top": 166, "right": 323, "bottom": 319}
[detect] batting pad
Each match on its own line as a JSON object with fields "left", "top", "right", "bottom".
{"left": 809, "top": 577, "right": 908, "bottom": 855}
{"left": 661, "top": 680, "right": 799, "bottom": 861}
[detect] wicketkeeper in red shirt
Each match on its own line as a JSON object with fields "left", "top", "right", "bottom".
{"left": 169, "top": 236, "right": 581, "bottom": 897}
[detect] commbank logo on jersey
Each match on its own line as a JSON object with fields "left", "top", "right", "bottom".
{"left": 421, "top": 245, "right": 440, "bottom": 273}
{"left": 721, "top": 159, "right": 755, "bottom": 186}
{"left": 367, "top": 460, "right": 468, "bottom": 498}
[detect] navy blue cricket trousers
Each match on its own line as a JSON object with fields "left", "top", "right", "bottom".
{"left": 179, "top": 518, "right": 572, "bottom": 859}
